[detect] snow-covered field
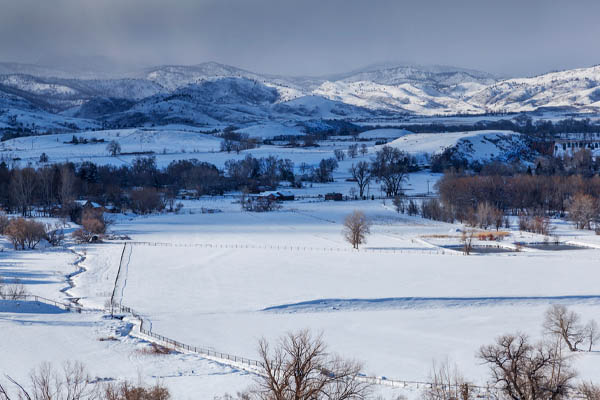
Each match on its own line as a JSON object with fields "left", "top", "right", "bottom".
{"left": 0, "top": 127, "right": 526, "bottom": 172}
{"left": 103, "top": 200, "right": 600, "bottom": 386}
{"left": 2, "top": 193, "right": 600, "bottom": 398}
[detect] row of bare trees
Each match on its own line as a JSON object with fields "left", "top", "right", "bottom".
{"left": 435, "top": 172, "right": 600, "bottom": 230}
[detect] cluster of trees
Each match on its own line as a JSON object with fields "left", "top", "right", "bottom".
{"left": 435, "top": 171, "right": 600, "bottom": 230}
{"left": 348, "top": 146, "right": 419, "bottom": 198}
{"left": 73, "top": 209, "right": 107, "bottom": 243}
{"left": 219, "top": 127, "right": 260, "bottom": 154}
{"left": 66, "top": 135, "right": 106, "bottom": 145}
{"left": 225, "top": 155, "right": 296, "bottom": 190}
{"left": 0, "top": 214, "right": 64, "bottom": 250}
{"left": 391, "top": 117, "right": 600, "bottom": 139}
{"left": 423, "top": 305, "right": 599, "bottom": 400}
{"left": 533, "top": 148, "right": 600, "bottom": 176}
{"left": 0, "top": 277, "right": 26, "bottom": 300}
{"left": 0, "top": 361, "right": 170, "bottom": 400}
{"left": 0, "top": 152, "right": 330, "bottom": 218}
{"left": 333, "top": 143, "right": 368, "bottom": 161}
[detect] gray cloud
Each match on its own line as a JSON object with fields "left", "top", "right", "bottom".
{"left": 1, "top": 0, "right": 599, "bottom": 77}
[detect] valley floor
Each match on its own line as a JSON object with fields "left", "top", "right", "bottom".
{"left": 2, "top": 195, "right": 600, "bottom": 399}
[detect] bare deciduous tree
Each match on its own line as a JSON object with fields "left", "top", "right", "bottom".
{"left": 579, "top": 381, "right": 600, "bottom": 400}
{"left": 334, "top": 149, "right": 346, "bottom": 162}
{"left": 347, "top": 144, "right": 358, "bottom": 159}
{"left": 359, "top": 144, "right": 368, "bottom": 156}
{"left": 343, "top": 211, "right": 371, "bottom": 249}
{"left": 370, "top": 146, "right": 410, "bottom": 198}
{"left": 107, "top": 141, "right": 122, "bottom": 157}
{"left": 0, "top": 362, "right": 170, "bottom": 400}
{"left": 583, "top": 320, "right": 599, "bottom": 352}
{"left": 478, "top": 333, "right": 576, "bottom": 400}
{"left": 543, "top": 305, "right": 585, "bottom": 352}
{"left": 568, "top": 193, "right": 598, "bottom": 230}
{"left": 349, "top": 162, "right": 371, "bottom": 199}
{"left": 5, "top": 218, "right": 46, "bottom": 250}
{"left": 10, "top": 167, "right": 37, "bottom": 216}
{"left": 392, "top": 195, "right": 405, "bottom": 214}
{"left": 0, "top": 278, "right": 27, "bottom": 300}
{"left": 59, "top": 166, "right": 76, "bottom": 211}
{"left": 254, "top": 330, "right": 370, "bottom": 400}
{"left": 460, "top": 230, "right": 475, "bottom": 255}
{"left": 422, "top": 359, "right": 472, "bottom": 400}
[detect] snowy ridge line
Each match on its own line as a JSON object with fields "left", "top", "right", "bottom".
{"left": 111, "top": 241, "right": 462, "bottom": 256}
{"left": 262, "top": 295, "right": 600, "bottom": 313}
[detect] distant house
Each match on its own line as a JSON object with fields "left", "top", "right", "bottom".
{"left": 75, "top": 200, "right": 104, "bottom": 211}
{"left": 325, "top": 192, "right": 343, "bottom": 201}
{"left": 277, "top": 191, "right": 295, "bottom": 201}
{"left": 257, "top": 191, "right": 295, "bottom": 202}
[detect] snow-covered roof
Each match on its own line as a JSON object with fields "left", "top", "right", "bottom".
{"left": 75, "top": 200, "right": 103, "bottom": 208}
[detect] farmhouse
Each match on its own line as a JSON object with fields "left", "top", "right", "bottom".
{"left": 75, "top": 200, "right": 104, "bottom": 211}
{"left": 257, "top": 191, "right": 295, "bottom": 201}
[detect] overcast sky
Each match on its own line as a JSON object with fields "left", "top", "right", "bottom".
{"left": 1, "top": 0, "right": 599, "bottom": 77}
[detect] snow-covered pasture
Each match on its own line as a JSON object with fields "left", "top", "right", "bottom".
{"left": 0, "top": 127, "right": 380, "bottom": 169}
{"left": 0, "top": 311, "right": 253, "bottom": 399}
{"left": 105, "top": 199, "right": 600, "bottom": 385}
{"left": 0, "top": 239, "right": 253, "bottom": 400}
{"left": 1, "top": 127, "right": 525, "bottom": 172}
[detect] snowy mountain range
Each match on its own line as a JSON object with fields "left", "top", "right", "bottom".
{"left": 1, "top": 60, "right": 600, "bottom": 133}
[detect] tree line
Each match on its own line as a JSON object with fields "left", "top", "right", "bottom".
{"left": 435, "top": 171, "right": 600, "bottom": 230}
{"left": 0, "top": 152, "right": 344, "bottom": 218}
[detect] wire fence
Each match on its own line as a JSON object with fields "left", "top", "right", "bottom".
{"left": 1, "top": 294, "right": 83, "bottom": 313}
{"left": 114, "top": 241, "right": 460, "bottom": 256}
{"left": 110, "top": 302, "right": 264, "bottom": 370}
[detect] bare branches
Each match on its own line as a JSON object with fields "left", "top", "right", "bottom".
{"left": 422, "top": 359, "right": 472, "bottom": 400}
{"left": 1, "top": 362, "right": 170, "bottom": 400}
{"left": 342, "top": 211, "right": 371, "bottom": 249}
{"left": 255, "top": 330, "right": 370, "bottom": 400}
{"left": 478, "top": 333, "right": 576, "bottom": 400}
{"left": 543, "top": 305, "right": 585, "bottom": 352}
{"left": 349, "top": 162, "right": 371, "bottom": 199}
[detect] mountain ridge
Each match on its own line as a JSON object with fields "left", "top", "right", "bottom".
{"left": 2, "top": 61, "right": 600, "bottom": 134}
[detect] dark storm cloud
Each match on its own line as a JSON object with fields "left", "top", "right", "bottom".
{"left": 1, "top": 0, "right": 600, "bottom": 77}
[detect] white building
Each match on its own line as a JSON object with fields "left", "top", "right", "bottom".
{"left": 553, "top": 132, "right": 600, "bottom": 158}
